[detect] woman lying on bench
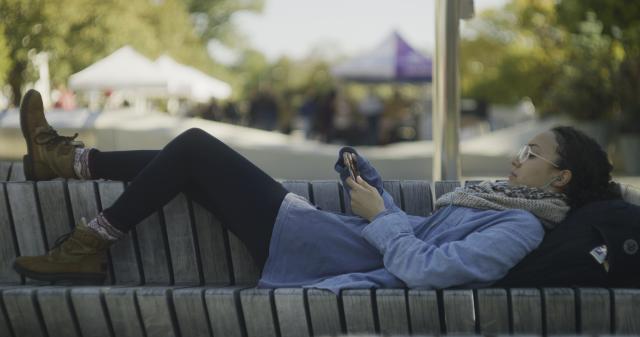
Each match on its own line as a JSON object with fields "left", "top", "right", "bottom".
{"left": 13, "top": 90, "right": 620, "bottom": 292}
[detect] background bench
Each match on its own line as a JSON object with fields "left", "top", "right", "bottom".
{"left": 1, "top": 160, "right": 639, "bottom": 337}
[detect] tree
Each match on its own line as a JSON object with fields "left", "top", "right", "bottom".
{"left": 0, "top": 22, "right": 10, "bottom": 87}
{"left": 181, "top": 0, "right": 264, "bottom": 43}
{"left": 0, "top": 0, "right": 260, "bottom": 105}
{"left": 0, "top": 0, "right": 51, "bottom": 105}
{"left": 461, "top": 1, "right": 566, "bottom": 109}
{"left": 555, "top": 0, "right": 640, "bottom": 129}
{"left": 541, "top": 15, "right": 619, "bottom": 120}
{"left": 460, "top": 0, "right": 639, "bottom": 124}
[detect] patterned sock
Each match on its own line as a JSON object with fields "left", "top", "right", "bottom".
{"left": 84, "top": 213, "right": 125, "bottom": 242}
{"left": 73, "top": 147, "right": 93, "bottom": 179}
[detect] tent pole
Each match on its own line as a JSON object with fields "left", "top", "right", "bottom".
{"left": 433, "top": 0, "right": 461, "bottom": 181}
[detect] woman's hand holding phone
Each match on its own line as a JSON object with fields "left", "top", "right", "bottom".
{"left": 343, "top": 152, "right": 360, "bottom": 180}
{"left": 346, "top": 176, "right": 385, "bottom": 221}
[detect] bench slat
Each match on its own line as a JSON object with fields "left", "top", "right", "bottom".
{"left": 311, "top": 180, "right": 343, "bottom": 212}
{"left": 342, "top": 289, "right": 377, "bottom": 334}
{"left": 401, "top": 180, "right": 433, "bottom": 216}
{"left": 7, "top": 182, "right": 48, "bottom": 284}
{"left": 8, "top": 163, "right": 24, "bottom": 182}
{"left": 228, "top": 233, "right": 260, "bottom": 285}
{"left": 240, "top": 288, "right": 279, "bottom": 337}
{"left": 191, "top": 202, "right": 231, "bottom": 285}
{"left": 37, "top": 287, "right": 80, "bottom": 337}
{"left": 443, "top": 289, "right": 476, "bottom": 334}
{"left": 136, "top": 287, "right": 180, "bottom": 337}
{"left": 477, "top": 288, "right": 509, "bottom": 335}
{"left": 0, "top": 286, "right": 16, "bottom": 337}
{"left": 282, "top": 181, "right": 311, "bottom": 199}
{"left": 510, "top": 288, "right": 543, "bottom": 334}
{"left": 36, "top": 181, "right": 73, "bottom": 249}
{"left": 104, "top": 287, "right": 145, "bottom": 337}
{"left": 383, "top": 180, "right": 404, "bottom": 210}
{"left": 172, "top": 287, "right": 212, "bottom": 337}
{"left": 407, "top": 289, "right": 441, "bottom": 335}
{"left": 274, "top": 288, "right": 311, "bottom": 337}
{"left": 163, "top": 194, "right": 200, "bottom": 285}
{"left": 67, "top": 180, "right": 100, "bottom": 224}
{"left": 136, "top": 213, "right": 172, "bottom": 284}
{"left": 543, "top": 288, "right": 576, "bottom": 334}
{"left": 0, "top": 183, "right": 20, "bottom": 284}
{"left": 128, "top": 182, "right": 172, "bottom": 284}
{"left": 98, "top": 181, "right": 142, "bottom": 285}
{"left": 613, "top": 289, "right": 640, "bottom": 334}
{"left": 434, "top": 180, "right": 461, "bottom": 200}
{"left": 0, "top": 162, "right": 11, "bottom": 181}
{"left": 376, "top": 289, "right": 410, "bottom": 335}
{"left": 204, "top": 287, "right": 247, "bottom": 337}
{"left": 578, "top": 288, "right": 611, "bottom": 334}
{"left": 70, "top": 287, "right": 113, "bottom": 337}
{"left": 306, "top": 288, "right": 343, "bottom": 336}
{"left": 2, "top": 287, "right": 46, "bottom": 337}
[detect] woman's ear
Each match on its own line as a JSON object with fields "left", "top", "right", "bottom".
{"left": 553, "top": 170, "right": 572, "bottom": 188}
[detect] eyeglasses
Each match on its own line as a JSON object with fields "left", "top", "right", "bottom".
{"left": 516, "top": 145, "right": 560, "bottom": 168}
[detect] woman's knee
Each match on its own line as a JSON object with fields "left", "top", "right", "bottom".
{"left": 181, "top": 127, "right": 210, "bottom": 139}
{"left": 174, "top": 128, "right": 218, "bottom": 146}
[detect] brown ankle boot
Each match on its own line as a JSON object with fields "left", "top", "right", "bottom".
{"left": 20, "top": 89, "right": 85, "bottom": 180}
{"left": 13, "top": 219, "right": 112, "bottom": 283}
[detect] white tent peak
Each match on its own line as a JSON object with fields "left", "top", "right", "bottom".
{"left": 69, "top": 45, "right": 167, "bottom": 92}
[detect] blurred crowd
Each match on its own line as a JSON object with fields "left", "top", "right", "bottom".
{"left": 194, "top": 86, "right": 423, "bottom": 146}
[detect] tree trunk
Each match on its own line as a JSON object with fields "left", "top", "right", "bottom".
{"left": 8, "top": 62, "right": 26, "bottom": 107}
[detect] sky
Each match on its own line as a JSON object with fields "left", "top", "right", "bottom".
{"left": 222, "top": 0, "right": 510, "bottom": 62}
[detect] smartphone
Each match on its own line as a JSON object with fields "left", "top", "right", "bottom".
{"left": 343, "top": 152, "right": 360, "bottom": 180}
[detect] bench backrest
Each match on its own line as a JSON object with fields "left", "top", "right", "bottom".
{"left": 0, "top": 176, "right": 454, "bottom": 286}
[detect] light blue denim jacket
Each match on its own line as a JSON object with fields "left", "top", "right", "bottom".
{"left": 258, "top": 147, "right": 544, "bottom": 293}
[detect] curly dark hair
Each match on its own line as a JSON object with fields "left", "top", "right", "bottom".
{"left": 551, "top": 126, "right": 621, "bottom": 209}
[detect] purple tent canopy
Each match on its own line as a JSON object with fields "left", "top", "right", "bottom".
{"left": 332, "top": 31, "right": 432, "bottom": 83}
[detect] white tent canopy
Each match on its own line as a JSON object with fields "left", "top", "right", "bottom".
{"left": 69, "top": 46, "right": 232, "bottom": 102}
{"left": 69, "top": 46, "right": 167, "bottom": 93}
{"left": 155, "top": 55, "right": 232, "bottom": 102}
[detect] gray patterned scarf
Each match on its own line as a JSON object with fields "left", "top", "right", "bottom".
{"left": 435, "top": 181, "right": 570, "bottom": 229}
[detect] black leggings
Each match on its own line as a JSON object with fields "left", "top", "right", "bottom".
{"left": 91, "top": 128, "right": 288, "bottom": 270}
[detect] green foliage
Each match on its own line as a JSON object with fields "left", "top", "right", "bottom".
{"left": 461, "top": 3, "right": 566, "bottom": 107}
{"left": 181, "top": 0, "right": 264, "bottom": 43}
{"left": 461, "top": 0, "right": 640, "bottom": 126}
{"left": 230, "top": 49, "right": 335, "bottom": 100}
{"left": 0, "top": 22, "right": 10, "bottom": 85}
{"left": 0, "top": 0, "right": 256, "bottom": 105}
{"left": 541, "top": 15, "right": 619, "bottom": 120}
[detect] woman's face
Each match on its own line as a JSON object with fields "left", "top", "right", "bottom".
{"left": 508, "top": 131, "right": 563, "bottom": 190}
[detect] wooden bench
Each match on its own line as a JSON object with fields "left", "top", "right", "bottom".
{"left": 1, "top": 160, "right": 640, "bottom": 337}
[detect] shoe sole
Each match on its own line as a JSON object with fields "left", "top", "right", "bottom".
{"left": 19, "top": 90, "right": 37, "bottom": 181}
{"left": 13, "top": 261, "right": 106, "bottom": 284}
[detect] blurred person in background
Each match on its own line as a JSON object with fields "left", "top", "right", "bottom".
{"left": 380, "top": 89, "right": 410, "bottom": 144}
{"left": 358, "top": 87, "right": 383, "bottom": 145}
{"left": 297, "top": 88, "right": 319, "bottom": 139}
{"left": 52, "top": 84, "right": 76, "bottom": 111}
{"left": 248, "top": 86, "right": 279, "bottom": 131}
{"left": 313, "top": 89, "right": 337, "bottom": 142}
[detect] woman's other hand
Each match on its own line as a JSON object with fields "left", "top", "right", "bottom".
{"left": 346, "top": 176, "right": 386, "bottom": 221}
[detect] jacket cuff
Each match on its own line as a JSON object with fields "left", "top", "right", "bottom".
{"left": 361, "top": 211, "right": 413, "bottom": 254}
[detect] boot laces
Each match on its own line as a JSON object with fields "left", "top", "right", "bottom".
{"left": 49, "top": 218, "right": 97, "bottom": 254}
{"left": 35, "top": 126, "right": 84, "bottom": 147}
{"left": 51, "top": 232, "right": 73, "bottom": 251}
